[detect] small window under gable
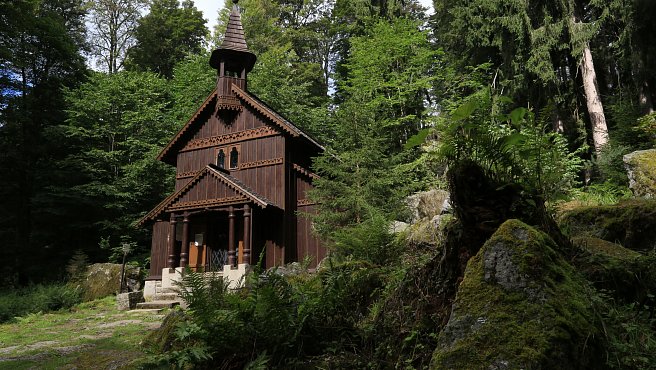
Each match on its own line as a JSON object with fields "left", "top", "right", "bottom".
{"left": 217, "top": 149, "right": 225, "bottom": 169}
{"left": 229, "top": 147, "right": 239, "bottom": 169}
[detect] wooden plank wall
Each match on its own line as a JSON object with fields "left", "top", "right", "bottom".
{"left": 174, "top": 175, "right": 242, "bottom": 206}
{"left": 174, "top": 104, "right": 286, "bottom": 208}
{"left": 252, "top": 207, "right": 284, "bottom": 268}
{"left": 148, "top": 220, "right": 169, "bottom": 279}
{"left": 295, "top": 171, "right": 325, "bottom": 268}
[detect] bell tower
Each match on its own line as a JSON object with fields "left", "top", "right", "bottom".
{"left": 209, "top": 0, "right": 256, "bottom": 112}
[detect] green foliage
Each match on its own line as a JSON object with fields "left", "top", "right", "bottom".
{"left": 434, "top": 91, "right": 583, "bottom": 202}
{"left": 329, "top": 213, "right": 396, "bottom": 265}
{"left": 126, "top": 0, "right": 209, "bottom": 79}
{"left": 567, "top": 182, "right": 633, "bottom": 206}
{"left": 65, "top": 250, "right": 89, "bottom": 283}
{"left": 637, "top": 112, "right": 656, "bottom": 146}
{"left": 311, "top": 16, "right": 436, "bottom": 252}
{"left": 249, "top": 44, "right": 330, "bottom": 141}
{"left": 62, "top": 71, "right": 177, "bottom": 254}
{"left": 0, "top": 284, "right": 81, "bottom": 323}
{"left": 341, "top": 17, "right": 439, "bottom": 150}
{"left": 150, "top": 261, "right": 388, "bottom": 368}
{"left": 598, "top": 292, "right": 656, "bottom": 369}
{"left": 0, "top": 0, "right": 89, "bottom": 283}
{"left": 169, "top": 52, "right": 216, "bottom": 124}
{"left": 594, "top": 143, "right": 631, "bottom": 186}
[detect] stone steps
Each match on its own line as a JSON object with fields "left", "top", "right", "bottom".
{"left": 136, "top": 300, "right": 181, "bottom": 310}
{"left": 152, "top": 293, "right": 179, "bottom": 301}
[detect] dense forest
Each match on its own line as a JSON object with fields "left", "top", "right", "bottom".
{"left": 1, "top": 0, "right": 656, "bottom": 368}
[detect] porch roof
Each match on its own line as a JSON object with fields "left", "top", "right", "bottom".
{"left": 138, "top": 165, "right": 273, "bottom": 225}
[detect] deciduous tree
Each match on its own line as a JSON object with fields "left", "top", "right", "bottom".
{"left": 126, "top": 0, "right": 208, "bottom": 78}
{"left": 87, "top": 0, "right": 146, "bottom": 73}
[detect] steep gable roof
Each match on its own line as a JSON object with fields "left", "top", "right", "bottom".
{"left": 231, "top": 85, "right": 324, "bottom": 150}
{"left": 157, "top": 90, "right": 217, "bottom": 165}
{"left": 157, "top": 85, "right": 323, "bottom": 166}
{"left": 139, "top": 165, "right": 274, "bottom": 225}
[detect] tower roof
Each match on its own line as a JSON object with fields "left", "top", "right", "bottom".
{"left": 209, "top": 0, "right": 256, "bottom": 72}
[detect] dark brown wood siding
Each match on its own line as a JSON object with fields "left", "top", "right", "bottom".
{"left": 174, "top": 103, "right": 286, "bottom": 208}
{"left": 148, "top": 220, "right": 169, "bottom": 279}
{"left": 172, "top": 174, "right": 244, "bottom": 210}
{"left": 294, "top": 170, "right": 324, "bottom": 268}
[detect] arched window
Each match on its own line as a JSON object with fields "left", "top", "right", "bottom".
{"left": 217, "top": 149, "right": 225, "bottom": 169}
{"left": 229, "top": 147, "right": 239, "bottom": 169}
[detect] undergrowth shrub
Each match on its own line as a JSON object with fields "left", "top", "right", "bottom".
{"left": 567, "top": 182, "right": 633, "bottom": 206}
{"left": 595, "top": 143, "right": 631, "bottom": 186}
{"left": 147, "top": 260, "right": 388, "bottom": 369}
{"left": 599, "top": 293, "right": 656, "bottom": 369}
{"left": 433, "top": 90, "right": 583, "bottom": 203}
{"left": 0, "top": 283, "right": 81, "bottom": 323}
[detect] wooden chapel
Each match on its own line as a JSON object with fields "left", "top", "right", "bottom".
{"left": 139, "top": 0, "right": 326, "bottom": 288}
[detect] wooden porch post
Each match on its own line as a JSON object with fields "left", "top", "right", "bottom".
{"left": 167, "top": 213, "right": 177, "bottom": 269}
{"left": 243, "top": 203, "right": 251, "bottom": 264}
{"left": 228, "top": 206, "right": 236, "bottom": 266}
{"left": 180, "top": 212, "right": 190, "bottom": 268}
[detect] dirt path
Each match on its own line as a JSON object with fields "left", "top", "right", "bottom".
{"left": 0, "top": 296, "right": 167, "bottom": 369}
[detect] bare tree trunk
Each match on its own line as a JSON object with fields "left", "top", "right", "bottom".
{"left": 579, "top": 44, "right": 609, "bottom": 154}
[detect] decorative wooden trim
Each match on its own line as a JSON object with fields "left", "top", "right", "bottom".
{"left": 293, "top": 163, "right": 320, "bottom": 180}
{"left": 139, "top": 165, "right": 273, "bottom": 225}
{"left": 168, "top": 196, "right": 248, "bottom": 211}
{"left": 240, "top": 157, "right": 283, "bottom": 170}
{"left": 176, "top": 171, "right": 196, "bottom": 180}
{"left": 181, "top": 126, "right": 279, "bottom": 152}
{"left": 232, "top": 84, "right": 324, "bottom": 150}
{"left": 231, "top": 85, "right": 299, "bottom": 137}
{"left": 297, "top": 199, "right": 317, "bottom": 207}
{"left": 215, "top": 95, "right": 242, "bottom": 112}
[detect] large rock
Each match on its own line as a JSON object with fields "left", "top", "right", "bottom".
{"left": 116, "top": 291, "right": 145, "bottom": 310}
{"left": 624, "top": 149, "right": 656, "bottom": 198}
{"left": 558, "top": 199, "right": 656, "bottom": 252}
{"left": 431, "top": 220, "right": 602, "bottom": 369}
{"left": 79, "top": 263, "right": 142, "bottom": 301}
{"left": 571, "top": 236, "right": 656, "bottom": 303}
{"left": 405, "top": 189, "right": 450, "bottom": 224}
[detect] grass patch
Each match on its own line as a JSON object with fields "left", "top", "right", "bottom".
{"left": 0, "top": 283, "right": 82, "bottom": 323}
{"left": 0, "top": 295, "right": 165, "bottom": 369}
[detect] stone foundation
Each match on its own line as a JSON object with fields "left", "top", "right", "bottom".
{"left": 117, "top": 291, "right": 144, "bottom": 310}
{"left": 143, "top": 280, "right": 158, "bottom": 301}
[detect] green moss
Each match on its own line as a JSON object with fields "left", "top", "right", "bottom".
{"left": 573, "top": 236, "right": 641, "bottom": 260}
{"left": 571, "top": 236, "right": 656, "bottom": 304}
{"left": 625, "top": 149, "right": 656, "bottom": 197}
{"left": 431, "top": 220, "right": 601, "bottom": 369}
{"left": 558, "top": 199, "right": 656, "bottom": 252}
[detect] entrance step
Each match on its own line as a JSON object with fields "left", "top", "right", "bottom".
{"left": 153, "top": 293, "right": 180, "bottom": 301}
{"left": 136, "top": 301, "right": 180, "bottom": 310}
{"left": 157, "top": 287, "right": 179, "bottom": 294}
{"left": 127, "top": 308, "right": 164, "bottom": 314}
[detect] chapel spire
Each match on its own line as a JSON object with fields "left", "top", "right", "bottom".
{"left": 209, "top": 0, "right": 257, "bottom": 75}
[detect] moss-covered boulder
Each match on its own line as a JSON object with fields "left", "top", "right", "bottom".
{"left": 78, "top": 263, "right": 141, "bottom": 301}
{"left": 624, "top": 149, "right": 656, "bottom": 198}
{"left": 431, "top": 219, "right": 601, "bottom": 369}
{"left": 405, "top": 189, "right": 450, "bottom": 224}
{"left": 558, "top": 199, "right": 656, "bottom": 252}
{"left": 572, "top": 236, "right": 656, "bottom": 304}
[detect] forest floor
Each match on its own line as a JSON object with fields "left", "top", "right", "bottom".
{"left": 0, "top": 296, "right": 166, "bottom": 369}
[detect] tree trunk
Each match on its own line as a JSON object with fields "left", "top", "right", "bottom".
{"left": 579, "top": 43, "right": 609, "bottom": 154}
